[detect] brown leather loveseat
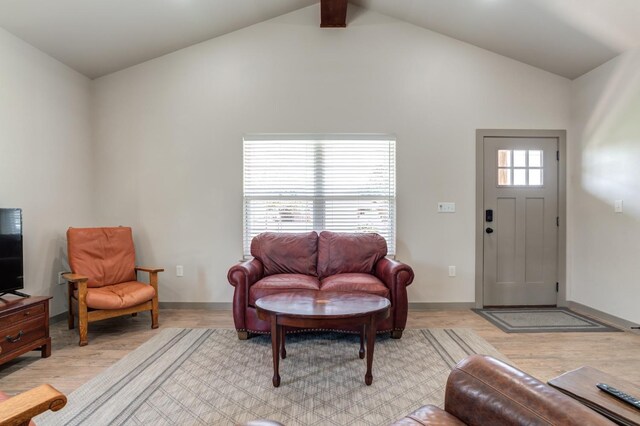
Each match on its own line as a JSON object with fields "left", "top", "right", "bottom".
{"left": 227, "top": 231, "right": 414, "bottom": 339}
{"left": 392, "top": 355, "right": 613, "bottom": 426}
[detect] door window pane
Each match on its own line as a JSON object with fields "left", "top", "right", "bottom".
{"left": 529, "top": 150, "right": 542, "bottom": 167}
{"left": 513, "top": 150, "right": 527, "bottom": 167}
{"left": 498, "top": 150, "right": 511, "bottom": 167}
{"left": 529, "top": 169, "right": 542, "bottom": 185}
{"left": 513, "top": 169, "right": 526, "bottom": 185}
{"left": 498, "top": 168, "right": 511, "bottom": 185}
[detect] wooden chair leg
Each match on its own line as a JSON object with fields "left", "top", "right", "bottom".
{"left": 149, "top": 272, "right": 159, "bottom": 329}
{"left": 78, "top": 282, "right": 89, "bottom": 346}
{"left": 67, "top": 283, "right": 75, "bottom": 330}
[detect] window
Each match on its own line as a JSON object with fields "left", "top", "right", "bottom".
{"left": 243, "top": 135, "right": 396, "bottom": 256}
{"left": 497, "top": 149, "right": 543, "bottom": 186}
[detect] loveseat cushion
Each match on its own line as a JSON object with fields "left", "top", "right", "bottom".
{"left": 67, "top": 227, "right": 137, "bottom": 288}
{"left": 74, "top": 281, "right": 156, "bottom": 310}
{"left": 317, "top": 231, "right": 387, "bottom": 278}
{"left": 251, "top": 232, "right": 318, "bottom": 276}
{"left": 320, "top": 273, "right": 390, "bottom": 299}
{"left": 249, "top": 274, "right": 320, "bottom": 306}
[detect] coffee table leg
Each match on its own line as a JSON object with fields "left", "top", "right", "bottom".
{"left": 359, "top": 324, "right": 365, "bottom": 359}
{"left": 281, "top": 328, "right": 286, "bottom": 359}
{"left": 270, "top": 314, "right": 281, "bottom": 387}
{"left": 365, "top": 315, "right": 376, "bottom": 386}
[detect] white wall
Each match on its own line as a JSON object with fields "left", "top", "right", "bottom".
{"left": 0, "top": 27, "right": 93, "bottom": 315}
{"left": 568, "top": 48, "right": 640, "bottom": 323}
{"left": 92, "top": 5, "right": 571, "bottom": 304}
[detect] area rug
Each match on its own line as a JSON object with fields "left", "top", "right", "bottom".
{"left": 36, "top": 328, "right": 507, "bottom": 426}
{"left": 473, "top": 307, "right": 620, "bottom": 333}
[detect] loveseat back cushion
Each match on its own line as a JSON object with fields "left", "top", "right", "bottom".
{"left": 249, "top": 274, "right": 320, "bottom": 306}
{"left": 320, "top": 273, "right": 390, "bottom": 299}
{"left": 317, "top": 231, "right": 387, "bottom": 278}
{"left": 67, "top": 227, "right": 137, "bottom": 288}
{"left": 250, "top": 232, "right": 318, "bottom": 276}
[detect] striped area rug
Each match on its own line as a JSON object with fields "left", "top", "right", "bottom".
{"left": 36, "top": 328, "right": 508, "bottom": 426}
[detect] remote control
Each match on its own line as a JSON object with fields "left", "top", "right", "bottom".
{"left": 596, "top": 383, "right": 640, "bottom": 410}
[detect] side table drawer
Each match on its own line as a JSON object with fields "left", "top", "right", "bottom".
{"left": 0, "top": 316, "right": 46, "bottom": 356}
{"left": 0, "top": 303, "right": 45, "bottom": 326}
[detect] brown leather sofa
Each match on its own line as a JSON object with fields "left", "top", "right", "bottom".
{"left": 227, "top": 231, "right": 414, "bottom": 339}
{"left": 392, "top": 355, "right": 614, "bottom": 426}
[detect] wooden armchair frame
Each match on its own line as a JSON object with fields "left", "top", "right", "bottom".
{"left": 64, "top": 267, "right": 163, "bottom": 346}
{"left": 0, "top": 384, "right": 66, "bottom": 426}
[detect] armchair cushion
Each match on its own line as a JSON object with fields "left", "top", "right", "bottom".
{"left": 74, "top": 281, "right": 156, "bottom": 310}
{"left": 249, "top": 274, "right": 320, "bottom": 306}
{"left": 250, "top": 232, "right": 318, "bottom": 276}
{"left": 320, "top": 273, "right": 390, "bottom": 298}
{"left": 317, "top": 231, "right": 387, "bottom": 278}
{"left": 67, "top": 227, "right": 136, "bottom": 288}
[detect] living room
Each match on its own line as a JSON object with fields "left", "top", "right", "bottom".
{"left": 1, "top": 0, "right": 639, "bottom": 424}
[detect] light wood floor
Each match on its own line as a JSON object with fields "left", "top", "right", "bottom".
{"left": 1, "top": 308, "right": 639, "bottom": 396}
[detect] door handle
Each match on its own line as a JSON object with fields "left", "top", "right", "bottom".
{"left": 485, "top": 227, "right": 494, "bottom": 234}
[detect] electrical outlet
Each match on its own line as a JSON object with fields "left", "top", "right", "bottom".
{"left": 176, "top": 265, "right": 184, "bottom": 277}
{"left": 57, "top": 272, "right": 66, "bottom": 285}
{"left": 448, "top": 266, "right": 456, "bottom": 277}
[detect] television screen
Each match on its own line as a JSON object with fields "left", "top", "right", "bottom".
{"left": 0, "top": 208, "right": 24, "bottom": 293}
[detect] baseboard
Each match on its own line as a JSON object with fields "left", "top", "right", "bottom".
{"left": 159, "top": 302, "right": 232, "bottom": 310}
{"left": 50, "top": 311, "right": 68, "bottom": 323}
{"left": 409, "top": 302, "right": 475, "bottom": 310}
{"left": 567, "top": 301, "right": 640, "bottom": 333}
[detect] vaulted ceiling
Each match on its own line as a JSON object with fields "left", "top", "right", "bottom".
{"left": 0, "top": 0, "right": 638, "bottom": 80}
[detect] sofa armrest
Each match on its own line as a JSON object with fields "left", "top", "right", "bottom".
{"left": 227, "top": 259, "right": 264, "bottom": 288}
{"left": 445, "top": 355, "right": 614, "bottom": 426}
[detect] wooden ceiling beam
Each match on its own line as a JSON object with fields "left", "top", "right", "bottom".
{"left": 320, "top": 0, "right": 348, "bottom": 28}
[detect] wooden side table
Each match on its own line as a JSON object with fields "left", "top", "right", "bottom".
{"left": 549, "top": 366, "right": 640, "bottom": 426}
{"left": 0, "top": 296, "right": 52, "bottom": 365}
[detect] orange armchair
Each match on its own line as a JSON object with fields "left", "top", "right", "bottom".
{"left": 63, "top": 227, "right": 163, "bottom": 346}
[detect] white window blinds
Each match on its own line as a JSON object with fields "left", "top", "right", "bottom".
{"left": 243, "top": 135, "right": 396, "bottom": 256}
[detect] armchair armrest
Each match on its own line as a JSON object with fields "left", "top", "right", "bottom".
{"left": 227, "top": 258, "right": 264, "bottom": 288}
{"left": 62, "top": 273, "right": 88, "bottom": 283}
{"left": 0, "top": 384, "right": 67, "bottom": 425}
{"left": 135, "top": 267, "right": 164, "bottom": 273}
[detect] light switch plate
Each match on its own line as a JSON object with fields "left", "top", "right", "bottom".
{"left": 176, "top": 265, "right": 184, "bottom": 277}
{"left": 614, "top": 200, "right": 623, "bottom": 213}
{"left": 438, "top": 202, "right": 456, "bottom": 213}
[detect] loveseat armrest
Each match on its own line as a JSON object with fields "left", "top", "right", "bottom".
{"left": 227, "top": 258, "right": 264, "bottom": 288}
{"left": 375, "top": 258, "right": 414, "bottom": 291}
{"left": 445, "top": 355, "right": 614, "bottom": 426}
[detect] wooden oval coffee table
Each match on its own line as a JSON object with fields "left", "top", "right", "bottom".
{"left": 255, "top": 291, "right": 391, "bottom": 387}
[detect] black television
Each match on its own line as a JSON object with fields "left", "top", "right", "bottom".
{"left": 0, "top": 208, "right": 27, "bottom": 297}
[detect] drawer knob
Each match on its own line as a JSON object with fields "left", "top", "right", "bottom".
{"left": 6, "top": 331, "right": 23, "bottom": 343}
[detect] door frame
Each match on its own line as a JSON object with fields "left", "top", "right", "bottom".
{"left": 475, "top": 129, "right": 567, "bottom": 308}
